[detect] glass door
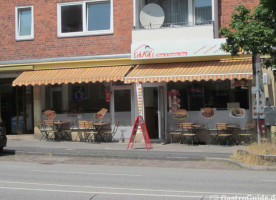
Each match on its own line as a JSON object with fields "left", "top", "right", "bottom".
{"left": 113, "top": 89, "right": 132, "bottom": 126}
{"left": 111, "top": 85, "right": 134, "bottom": 140}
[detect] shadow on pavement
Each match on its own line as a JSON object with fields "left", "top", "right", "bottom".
{"left": 0, "top": 149, "right": 16, "bottom": 157}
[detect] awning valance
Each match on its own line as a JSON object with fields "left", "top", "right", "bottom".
{"left": 12, "top": 65, "right": 132, "bottom": 86}
{"left": 124, "top": 59, "right": 252, "bottom": 83}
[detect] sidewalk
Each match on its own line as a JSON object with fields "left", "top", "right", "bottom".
{"left": 3, "top": 135, "right": 244, "bottom": 161}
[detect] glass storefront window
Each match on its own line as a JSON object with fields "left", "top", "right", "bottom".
{"left": 167, "top": 80, "right": 249, "bottom": 111}
{"left": 114, "top": 89, "right": 131, "bottom": 126}
{"left": 45, "top": 83, "right": 110, "bottom": 114}
{"left": 69, "top": 83, "right": 110, "bottom": 113}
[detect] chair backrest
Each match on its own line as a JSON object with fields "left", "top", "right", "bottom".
{"left": 216, "top": 123, "right": 227, "bottom": 130}
{"left": 245, "top": 123, "right": 254, "bottom": 130}
{"left": 85, "top": 121, "right": 93, "bottom": 129}
{"left": 78, "top": 121, "right": 87, "bottom": 129}
{"left": 44, "top": 120, "right": 54, "bottom": 130}
{"left": 112, "top": 121, "right": 120, "bottom": 135}
{"left": 182, "top": 123, "right": 193, "bottom": 130}
{"left": 37, "top": 120, "right": 45, "bottom": 130}
{"left": 173, "top": 122, "right": 184, "bottom": 130}
{"left": 44, "top": 120, "right": 54, "bottom": 125}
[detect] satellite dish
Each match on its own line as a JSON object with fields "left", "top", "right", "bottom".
{"left": 140, "top": 3, "right": 165, "bottom": 29}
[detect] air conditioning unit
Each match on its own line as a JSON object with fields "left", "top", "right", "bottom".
{"left": 263, "top": 73, "right": 271, "bottom": 85}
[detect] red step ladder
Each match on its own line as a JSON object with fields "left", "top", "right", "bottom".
{"left": 127, "top": 115, "right": 152, "bottom": 150}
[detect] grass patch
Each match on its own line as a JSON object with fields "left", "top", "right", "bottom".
{"left": 232, "top": 142, "right": 276, "bottom": 166}
{"left": 248, "top": 142, "right": 276, "bottom": 155}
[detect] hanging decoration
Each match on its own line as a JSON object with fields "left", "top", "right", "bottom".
{"left": 105, "top": 89, "right": 110, "bottom": 102}
{"left": 168, "top": 89, "right": 180, "bottom": 112}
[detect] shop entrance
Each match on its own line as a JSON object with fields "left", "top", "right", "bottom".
{"left": 0, "top": 80, "right": 33, "bottom": 135}
{"left": 111, "top": 83, "right": 134, "bottom": 140}
{"left": 143, "top": 85, "right": 165, "bottom": 139}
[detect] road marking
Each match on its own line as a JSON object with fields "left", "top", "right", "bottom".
{"left": 0, "top": 180, "right": 273, "bottom": 197}
{"left": 263, "top": 180, "right": 276, "bottom": 182}
{"left": 0, "top": 186, "right": 203, "bottom": 198}
{"left": 31, "top": 170, "right": 142, "bottom": 177}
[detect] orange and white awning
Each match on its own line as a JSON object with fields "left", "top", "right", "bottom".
{"left": 12, "top": 65, "right": 132, "bottom": 86}
{"left": 124, "top": 59, "right": 252, "bottom": 83}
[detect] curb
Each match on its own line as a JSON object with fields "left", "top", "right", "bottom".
{"left": 237, "top": 149, "right": 276, "bottom": 162}
{"left": 6, "top": 149, "right": 207, "bottom": 161}
{"left": 206, "top": 157, "right": 276, "bottom": 171}
{"left": 4, "top": 148, "right": 276, "bottom": 171}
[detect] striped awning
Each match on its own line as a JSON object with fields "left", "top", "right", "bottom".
{"left": 124, "top": 59, "right": 252, "bottom": 83}
{"left": 12, "top": 65, "right": 132, "bottom": 86}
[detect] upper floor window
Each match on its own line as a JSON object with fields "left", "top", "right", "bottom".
{"left": 57, "top": 1, "right": 113, "bottom": 38}
{"left": 15, "top": 6, "right": 34, "bottom": 41}
{"left": 161, "top": 0, "right": 188, "bottom": 25}
{"left": 195, "top": 0, "right": 212, "bottom": 25}
{"left": 138, "top": 0, "right": 212, "bottom": 28}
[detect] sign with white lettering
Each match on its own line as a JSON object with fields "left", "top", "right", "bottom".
{"left": 131, "top": 39, "right": 231, "bottom": 60}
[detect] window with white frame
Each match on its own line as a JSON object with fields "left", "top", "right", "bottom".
{"left": 58, "top": 0, "right": 113, "bottom": 37}
{"left": 142, "top": 0, "right": 212, "bottom": 27}
{"left": 194, "top": 0, "right": 212, "bottom": 25}
{"left": 15, "top": 6, "right": 34, "bottom": 40}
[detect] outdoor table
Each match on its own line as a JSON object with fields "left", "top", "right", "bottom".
{"left": 191, "top": 124, "right": 203, "bottom": 133}
{"left": 226, "top": 124, "right": 238, "bottom": 128}
{"left": 93, "top": 122, "right": 110, "bottom": 142}
{"left": 226, "top": 124, "right": 239, "bottom": 133}
{"left": 54, "top": 121, "right": 70, "bottom": 140}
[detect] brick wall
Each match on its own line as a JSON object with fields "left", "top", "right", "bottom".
{"left": 0, "top": 0, "right": 132, "bottom": 62}
{"left": 219, "top": 0, "right": 260, "bottom": 29}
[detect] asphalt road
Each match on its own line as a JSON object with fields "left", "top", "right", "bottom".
{"left": 0, "top": 159, "right": 275, "bottom": 200}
